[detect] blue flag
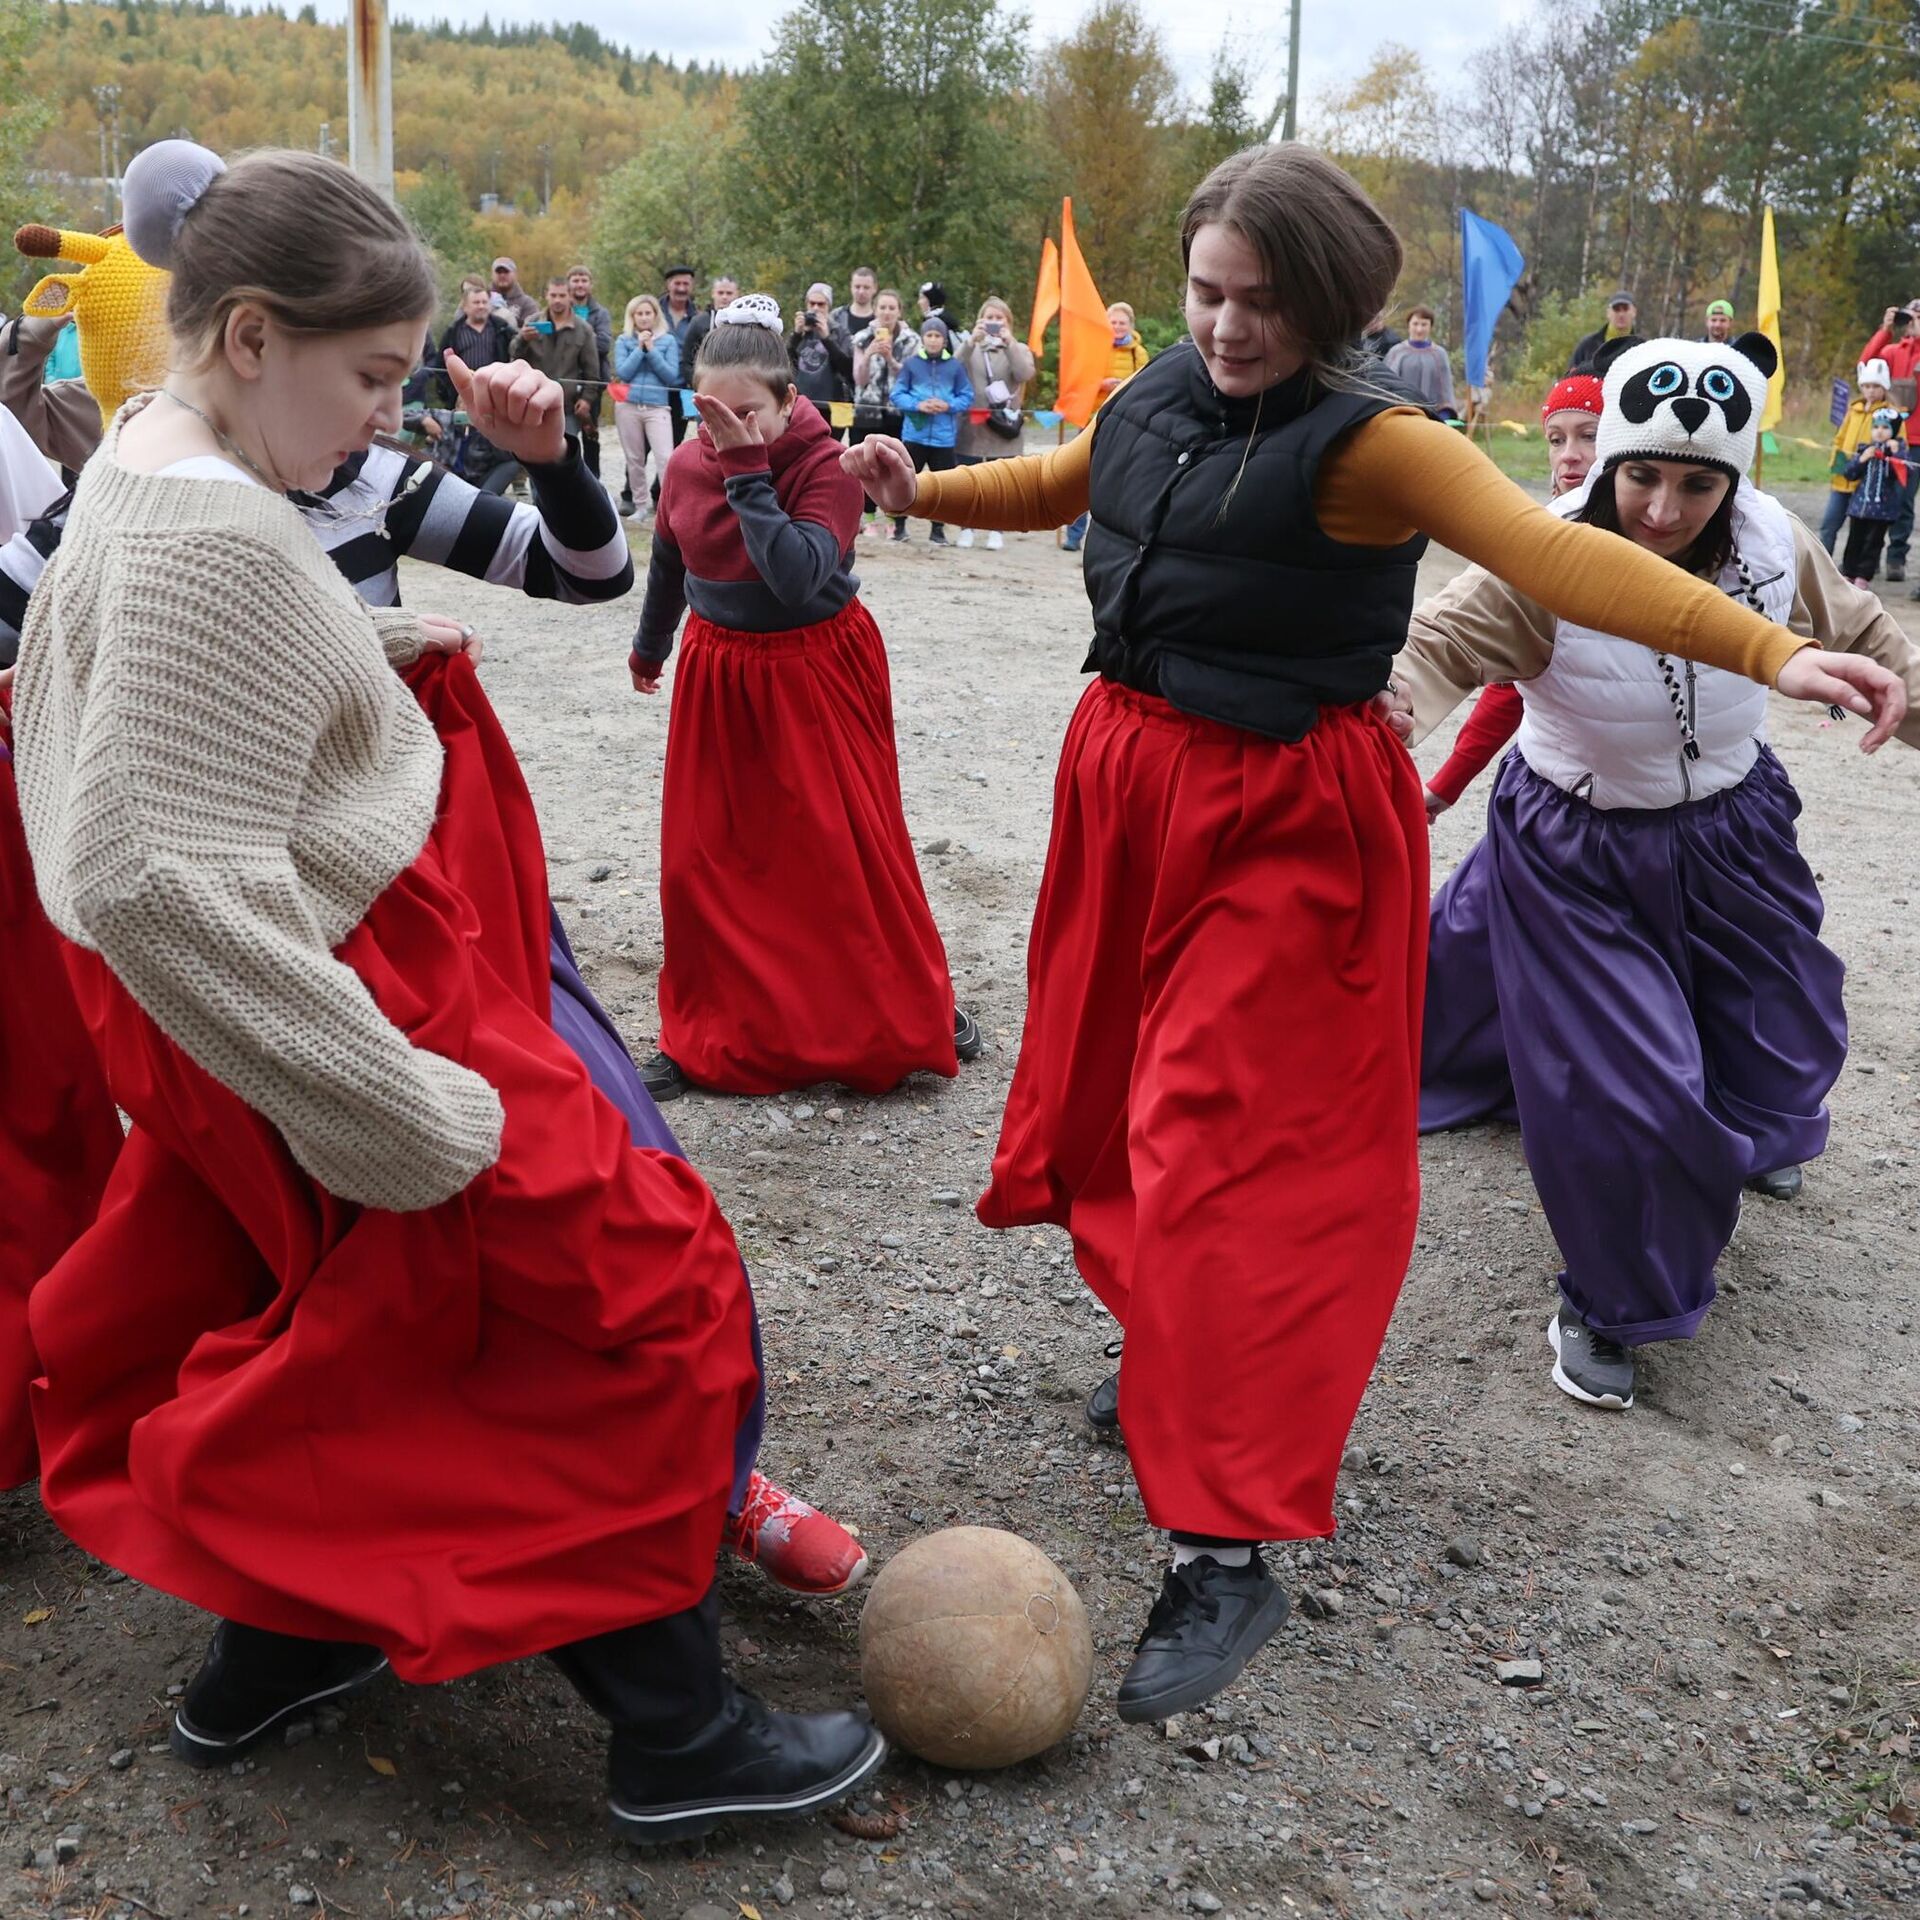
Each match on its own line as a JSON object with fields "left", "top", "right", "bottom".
{"left": 1459, "top": 209, "right": 1525, "bottom": 390}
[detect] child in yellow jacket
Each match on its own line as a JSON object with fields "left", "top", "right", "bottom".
{"left": 1821, "top": 358, "right": 1891, "bottom": 552}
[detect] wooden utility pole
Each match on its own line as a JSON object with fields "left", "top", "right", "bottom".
{"left": 346, "top": 0, "right": 394, "bottom": 195}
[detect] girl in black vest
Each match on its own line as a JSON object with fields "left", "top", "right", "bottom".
{"left": 844, "top": 145, "right": 1900, "bottom": 1724}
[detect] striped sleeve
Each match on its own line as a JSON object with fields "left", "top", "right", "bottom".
{"left": 393, "top": 442, "right": 633, "bottom": 605}
{"left": 0, "top": 503, "right": 69, "bottom": 668}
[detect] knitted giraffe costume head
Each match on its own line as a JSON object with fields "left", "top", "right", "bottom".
{"left": 14, "top": 221, "right": 171, "bottom": 428}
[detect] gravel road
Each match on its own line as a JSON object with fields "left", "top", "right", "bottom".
{"left": 4, "top": 476, "right": 1915, "bottom": 1920}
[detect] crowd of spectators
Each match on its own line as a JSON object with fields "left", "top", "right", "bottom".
{"left": 405, "top": 260, "right": 1100, "bottom": 549}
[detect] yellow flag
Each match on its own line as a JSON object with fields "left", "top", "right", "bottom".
{"left": 1757, "top": 205, "right": 1784, "bottom": 433}
{"left": 828, "top": 400, "right": 854, "bottom": 428}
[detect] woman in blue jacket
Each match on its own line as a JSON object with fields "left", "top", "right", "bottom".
{"left": 613, "top": 294, "right": 683, "bottom": 517}
{"left": 888, "top": 315, "right": 974, "bottom": 544}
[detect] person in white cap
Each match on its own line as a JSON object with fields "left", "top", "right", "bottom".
{"left": 1821, "top": 357, "right": 1892, "bottom": 552}
{"left": 487, "top": 255, "right": 539, "bottom": 328}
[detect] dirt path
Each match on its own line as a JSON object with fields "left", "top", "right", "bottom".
{"left": 5, "top": 486, "right": 1916, "bottom": 1920}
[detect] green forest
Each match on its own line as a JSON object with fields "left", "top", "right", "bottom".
{"left": 4, "top": 0, "right": 1917, "bottom": 417}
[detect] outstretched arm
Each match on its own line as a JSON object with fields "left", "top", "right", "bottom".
{"left": 1331, "top": 412, "right": 1905, "bottom": 747}
{"left": 1426, "top": 682, "right": 1525, "bottom": 811}
{"left": 842, "top": 421, "right": 1094, "bottom": 530}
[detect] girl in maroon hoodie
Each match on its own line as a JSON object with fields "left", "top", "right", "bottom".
{"left": 630, "top": 295, "right": 980, "bottom": 1098}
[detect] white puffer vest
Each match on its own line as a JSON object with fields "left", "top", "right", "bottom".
{"left": 1516, "top": 476, "right": 1796, "bottom": 809}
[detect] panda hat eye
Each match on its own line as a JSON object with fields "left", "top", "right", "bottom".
{"left": 1647, "top": 363, "right": 1686, "bottom": 397}
{"left": 1700, "top": 367, "right": 1738, "bottom": 403}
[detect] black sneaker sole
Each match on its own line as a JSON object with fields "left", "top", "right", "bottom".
{"left": 1116, "top": 1583, "right": 1290, "bottom": 1725}
{"left": 1746, "top": 1166, "right": 1802, "bottom": 1201}
{"left": 609, "top": 1726, "right": 888, "bottom": 1844}
{"left": 169, "top": 1654, "right": 390, "bottom": 1767}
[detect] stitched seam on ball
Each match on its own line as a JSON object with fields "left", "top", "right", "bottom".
{"left": 949, "top": 1629, "right": 1045, "bottom": 1744}
{"left": 870, "top": 1606, "right": 1043, "bottom": 1628}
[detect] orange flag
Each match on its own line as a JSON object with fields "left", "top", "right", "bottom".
{"left": 1028, "top": 236, "right": 1060, "bottom": 359}
{"left": 1055, "top": 197, "right": 1112, "bottom": 429}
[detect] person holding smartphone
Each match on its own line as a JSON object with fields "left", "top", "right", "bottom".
{"left": 954, "top": 296, "right": 1035, "bottom": 550}
{"left": 789, "top": 283, "right": 852, "bottom": 441}
{"left": 1857, "top": 301, "right": 1920, "bottom": 585}
{"left": 512, "top": 279, "right": 599, "bottom": 448}
{"left": 849, "top": 289, "right": 920, "bottom": 533}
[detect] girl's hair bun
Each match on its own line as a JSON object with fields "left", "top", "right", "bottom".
{"left": 122, "top": 139, "right": 228, "bottom": 269}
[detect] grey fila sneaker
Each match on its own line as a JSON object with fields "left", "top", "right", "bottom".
{"left": 1547, "top": 1306, "right": 1635, "bottom": 1411}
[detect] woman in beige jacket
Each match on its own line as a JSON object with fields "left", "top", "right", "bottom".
{"left": 953, "top": 296, "right": 1035, "bottom": 550}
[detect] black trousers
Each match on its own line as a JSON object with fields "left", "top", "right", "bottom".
{"left": 1841, "top": 516, "right": 1891, "bottom": 581}
{"left": 849, "top": 410, "right": 903, "bottom": 515}
{"left": 220, "top": 1592, "right": 725, "bottom": 1746}
{"left": 900, "top": 442, "right": 957, "bottom": 532}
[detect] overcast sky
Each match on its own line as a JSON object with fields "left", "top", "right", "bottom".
{"left": 298, "top": 0, "right": 1544, "bottom": 111}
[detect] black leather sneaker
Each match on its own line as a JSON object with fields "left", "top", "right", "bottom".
{"left": 1547, "top": 1306, "right": 1636, "bottom": 1410}
{"left": 641, "top": 1050, "right": 691, "bottom": 1101}
{"left": 609, "top": 1685, "right": 886, "bottom": 1844}
{"left": 1085, "top": 1338, "right": 1125, "bottom": 1436}
{"left": 1117, "top": 1555, "right": 1289, "bottom": 1724}
{"left": 1747, "top": 1163, "right": 1802, "bottom": 1201}
{"left": 953, "top": 1008, "right": 984, "bottom": 1063}
{"left": 170, "top": 1623, "right": 388, "bottom": 1767}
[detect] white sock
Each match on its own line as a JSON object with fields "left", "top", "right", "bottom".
{"left": 1170, "top": 1542, "right": 1253, "bottom": 1571}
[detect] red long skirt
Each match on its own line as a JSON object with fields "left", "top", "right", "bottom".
{"left": 0, "top": 657, "right": 560, "bottom": 1495}
{"left": 0, "top": 745, "right": 122, "bottom": 1489}
{"left": 979, "top": 681, "right": 1428, "bottom": 1542}
{"left": 658, "top": 601, "right": 957, "bottom": 1093}
{"left": 29, "top": 658, "right": 758, "bottom": 1682}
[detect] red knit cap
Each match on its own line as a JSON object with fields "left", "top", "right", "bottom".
{"left": 1541, "top": 374, "right": 1604, "bottom": 423}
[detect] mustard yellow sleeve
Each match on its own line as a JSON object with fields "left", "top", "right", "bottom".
{"left": 912, "top": 421, "right": 1094, "bottom": 530}
{"left": 1318, "top": 410, "right": 1811, "bottom": 687}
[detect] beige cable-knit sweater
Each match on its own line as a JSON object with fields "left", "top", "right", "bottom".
{"left": 13, "top": 402, "right": 504, "bottom": 1212}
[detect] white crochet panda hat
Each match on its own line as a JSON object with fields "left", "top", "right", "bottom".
{"left": 1592, "top": 333, "right": 1778, "bottom": 481}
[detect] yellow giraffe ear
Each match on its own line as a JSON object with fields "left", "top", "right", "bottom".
{"left": 20, "top": 274, "right": 78, "bottom": 321}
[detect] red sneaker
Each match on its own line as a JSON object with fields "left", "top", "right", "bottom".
{"left": 725, "top": 1472, "right": 870, "bottom": 1597}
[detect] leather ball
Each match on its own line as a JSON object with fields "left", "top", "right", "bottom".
{"left": 859, "top": 1526, "right": 1093, "bottom": 1769}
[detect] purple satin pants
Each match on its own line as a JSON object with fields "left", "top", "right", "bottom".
{"left": 1420, "top": 748, "right": 1846, "bottom": 1345}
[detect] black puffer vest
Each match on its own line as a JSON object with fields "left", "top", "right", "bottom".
{"left": 1082, "top": 341, "right": 1426, "bottom": 741}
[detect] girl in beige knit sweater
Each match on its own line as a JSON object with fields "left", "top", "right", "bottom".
{"left": 11, "top": 140, "right": 883, "bottom": 1841}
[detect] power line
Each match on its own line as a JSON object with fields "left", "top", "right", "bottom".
{"left": 1717, "top": 16, "right": 1920, "bottom": 50}
{"left": 1630, "top": 0, "right": 1917, "bottom": 52}
{"left": 1646, "top": 6, "right": 1920, "bottom": 52}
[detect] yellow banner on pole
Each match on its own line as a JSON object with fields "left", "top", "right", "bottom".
{"left": 1757, "top": 205, "right": 1784, "bottom": 433}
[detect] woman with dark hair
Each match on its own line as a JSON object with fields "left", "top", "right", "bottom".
{"left": 1403, "top": 334, "right": 1920, "bottom": 1414}
{"left": 846, "top": 145, "right": 1904, "bottom": 1723}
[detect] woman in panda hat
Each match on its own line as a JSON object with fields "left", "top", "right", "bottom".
{"left": 1400, "top": 331, "right": 1920, "bottom": 1413}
